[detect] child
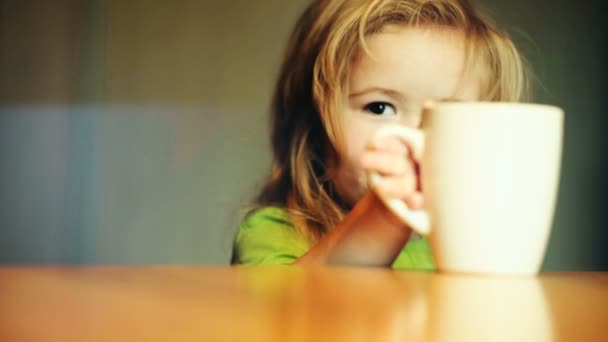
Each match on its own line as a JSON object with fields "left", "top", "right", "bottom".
{"left": 231, "top": 0, "right": 527, "bottom": 268}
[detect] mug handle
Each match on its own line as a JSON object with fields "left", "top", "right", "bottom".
{"left": 367, "top": 125, "right": 431, "bottom": 235}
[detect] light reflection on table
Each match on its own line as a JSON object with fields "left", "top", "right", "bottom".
{"left": 0, "top": 267, "right": 606, "bottom": 341}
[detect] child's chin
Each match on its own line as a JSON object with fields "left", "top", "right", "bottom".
{"left": 332, "top": 170, "right": 368, "bottom": 205}
{"left": 335, "top": 185, "right": 366, "bottom": 207}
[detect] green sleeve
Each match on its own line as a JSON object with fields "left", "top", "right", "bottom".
{"left": 232, "top": 206, "right": 435, "bottom": 270}
{"left": 391, "top": 235, "right": 436, "bottom": 270}
{"left": 232, "top": 207, "right": 311, "bottom": 265}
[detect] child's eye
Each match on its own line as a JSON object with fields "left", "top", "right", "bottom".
{"left": 363, "top": 102, "right": 397, "bottom": 116}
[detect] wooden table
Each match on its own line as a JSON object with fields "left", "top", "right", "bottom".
{"left": 0, "top": 267, "right": 606, "bottom": 341}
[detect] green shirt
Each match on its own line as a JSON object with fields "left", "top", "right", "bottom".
{"left": 232, "top": 207, "right": 435, "bottom": 270}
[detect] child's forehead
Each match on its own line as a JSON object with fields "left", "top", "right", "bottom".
{"left": 349, "top": 25, "right": 469, "bottom": 77}
{"left": 346, "top": 26, "right": 479, "bottom": 100}
{"left": 360, "top": 24, "right": 466, "bottom": 56}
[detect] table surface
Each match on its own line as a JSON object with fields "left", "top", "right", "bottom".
{"left": 0, "top": 267, "right": 606, "bottom": 342}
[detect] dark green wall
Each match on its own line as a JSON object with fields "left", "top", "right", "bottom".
{"left": 483, "top": 0, "right": 608, "bottom": 270}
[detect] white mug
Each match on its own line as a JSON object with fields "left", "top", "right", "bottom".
{"left": 369, "top": 102, "right": 564, "bottom": 275}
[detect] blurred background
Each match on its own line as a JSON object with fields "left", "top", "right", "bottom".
{"left": 0, "top": 0, "right": 606, "bottom": 269}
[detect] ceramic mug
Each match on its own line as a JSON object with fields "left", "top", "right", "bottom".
{"left": 369, "top": 102, "right": 564, "bottom": 275}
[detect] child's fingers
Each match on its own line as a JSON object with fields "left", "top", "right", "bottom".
{"left": 405, "top": 191, "right": 425, "bottom": 209}
{"left": 361, "top": 152, "right": 413, "bottom": 176}
{"left": 368, "top": 136, "right": 408, "bottom": 155}
{"left": 371, "top": 174, "right": 418, "bottom": 199}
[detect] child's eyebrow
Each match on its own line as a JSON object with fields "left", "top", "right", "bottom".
{"left": 437, "top": 97, "right": 466, "bottom": 102}
{"left": 348, "top": 87, "right": 407, "bottom": 102}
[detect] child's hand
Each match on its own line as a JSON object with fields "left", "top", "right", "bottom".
{"left": 360, "top": 135, "right": 424, "bottom": 209}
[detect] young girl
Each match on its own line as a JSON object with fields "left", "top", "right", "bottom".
{"left": 231, "top": 0, "right": 527, "bottom": 268}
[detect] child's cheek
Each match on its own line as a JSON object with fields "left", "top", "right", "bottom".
{"left": 333, "top": 155, "right": 369, "bottom": 206}
{"left": 334, "top": 116, "right": 377, "bottom": 204}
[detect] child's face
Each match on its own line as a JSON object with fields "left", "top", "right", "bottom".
{"left": 333, "top": 26, "right": 481, "bottom": 206}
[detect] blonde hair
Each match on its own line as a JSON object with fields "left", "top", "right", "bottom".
{"left": 251, "top": 0, "right": 528, "bottom": 243}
